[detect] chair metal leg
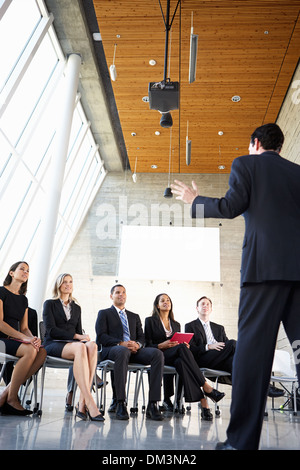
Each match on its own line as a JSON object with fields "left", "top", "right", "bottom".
{"left": 129, "top": 371, "right": 138, "bottom": 413}
{"left": 98, "top": 364, "right": 109, "bottom": 415}
{"left": 0, "top": 362, "right": 7, "bottom": 382}
{"left": 93, "top": 371, "right": 99, "bottom": 408}
{"left": 292, "top": 384, "right": 298, "bottom": 415}
{"left": 271, "top": 381, "right": 298, "bottom": 415}
{"left": 129, "top": 368, "right": 146, "bottom": 413}
{"left": 35, "top": 363, "right": 46, "bottom": 417}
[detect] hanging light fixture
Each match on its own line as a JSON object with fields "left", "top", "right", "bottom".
{"left": 132, "top": 156, "right": 138, "bottom": 183}
{"left": 186, "top": 120, "right": 191, "bottom": 165}
{"left": 109, "top": 43, "right": 117, "bottom": 81}
{"left": 189, "top": 12, "right": 198, "bottom": 83}
{"left": 218, "top": 144, "right": 224, "bottom": 226}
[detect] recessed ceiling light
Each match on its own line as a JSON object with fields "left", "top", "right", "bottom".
{"left": 218, "top": 131, "right": 223, "bottom": 135}
{"left": 142, "top": 96, "right": 149, "bottom": 102}
{"left": 218, "top": 165, "right": 226, "bottom": 170}
{"left": 155, "top": 131, "right": 161, "bottom": 135}
{"left": 131, "top": 132, "right": 136, "bottom": 136}
{"left": 231, "top": 95, "right": 241, "bottom": 102}
{"left": 151, "top": 164, "right": 158, "bottom": 169}
{"left": 149, "top": 60, "right": 157, "bottom": 66}
{"left": 93, "top": 32, "right": 102, "bottom": 41}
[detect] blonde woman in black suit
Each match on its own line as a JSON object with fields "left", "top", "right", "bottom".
{"left": 144, "top": 293, "right": 225, "bottom": 421}
{"left": 43, "top": 273, "right": 104, "bottom": 422}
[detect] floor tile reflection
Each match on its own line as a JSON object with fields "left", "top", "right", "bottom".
{"left": 0, "top": 385, "right": 299, "bottom": 451}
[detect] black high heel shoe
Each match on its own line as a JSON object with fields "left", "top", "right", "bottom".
{"left": 205, "top": 388, "right": 225, "bottom": 403}
{"left": 86, "top": 409, "right": 105, "bottom": 422}
{"left": 75, "top": 403, "right": 88, "bottom": 421}
{"left": 1, "top": 402, "right": 33, "bottom": 416}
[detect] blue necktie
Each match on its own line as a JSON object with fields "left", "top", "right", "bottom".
{"left": 119, "top": 309, "right": 130, "bottom": 341}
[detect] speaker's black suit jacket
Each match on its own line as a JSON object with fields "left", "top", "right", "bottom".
{"left": 192, "top": 151, "right": 300, "bottom": 285}
{"left": 191, "top": 150, "right": 300, "bottom": 450}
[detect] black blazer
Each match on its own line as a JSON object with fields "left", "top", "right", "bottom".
{"left": 95, "top": 306, "right": 145, "bottom": 359}
{"left": 185, "top": 319, "right": 228, "bottom": 357}
{"left": 144, "top": 315, "right": 181, "bottom": 348}
{"left": 42, "top": 298, "right": 82, "bottom": 346}
{"left": 191, "top": 151, "right": 300, "bottom": 286}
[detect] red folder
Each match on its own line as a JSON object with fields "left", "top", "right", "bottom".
{"left": 170, "top": 332, "right": 194, "bottom": 344}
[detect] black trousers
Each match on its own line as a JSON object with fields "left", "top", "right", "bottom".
{"left": 227, "top": 281, "right": 300, "bottom": 450}
{"left": 106, "top": 345, "right": 164, "bottom": 402}
{"left": 163, "top": 343, "right": 207, "bottom": 402}
{"left": 194, "top": 339, "right": 236, "bottom": 372}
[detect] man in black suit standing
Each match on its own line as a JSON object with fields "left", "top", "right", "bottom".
{"left": 185, "top": 296, "right": 235, "bottom": 375}
{"left": 95, "top": 284, "right": 164, "bottom": 421}
{"left": 171, "top": 123, "right": 300, "bottom": 450}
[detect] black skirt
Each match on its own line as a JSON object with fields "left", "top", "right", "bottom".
{"left": 0, "top": 338, "right": 23, "bottom": 357}
{"left": 44, "top": 340, "right": 69, "bottom": 358}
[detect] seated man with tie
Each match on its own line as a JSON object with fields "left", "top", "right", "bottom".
{"left": 95, "top": 284, "right": 165, "bottom": 421}
{"left": 185, "top": 296, "right": 285, "bottom": 397}
{"left": 185, "top": 296, "right": 236, "bottom": 377}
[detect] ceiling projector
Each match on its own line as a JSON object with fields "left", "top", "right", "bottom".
{"left": 148, "top": 80, "right": 179, "bottom": 113}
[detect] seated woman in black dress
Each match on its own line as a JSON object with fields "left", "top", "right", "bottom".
{"left": 42, "top": 273, "right": 104, "bottom": 422}
{"left": 145, "top": 293, "right": 225, "bottom": 421}
{"left": 0, "top": 261, "right": 46, "bottom": 415}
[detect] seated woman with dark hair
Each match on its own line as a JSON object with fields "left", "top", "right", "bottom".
{"left": 0, "top": 261, "right": 46, "bottom": 415}
{"left": 144, "top": 293, "right": 225, "bottom": 420}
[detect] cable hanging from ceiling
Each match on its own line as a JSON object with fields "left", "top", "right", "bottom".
{"left": 164, "top": 126, "right": 173, "bottom": 198}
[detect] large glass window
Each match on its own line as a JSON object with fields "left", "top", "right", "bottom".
{"left": 0, "top": 0, "right": 41, "bottom": 92}
{"left": 0, "top": 0, "right": 106, "bottom": 287}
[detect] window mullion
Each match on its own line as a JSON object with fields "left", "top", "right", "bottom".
{"left": 0, "top": 0, "right": 12, "bottom": 21}
{"left": 0, "top": 13, "right": 54, "bottom": 117}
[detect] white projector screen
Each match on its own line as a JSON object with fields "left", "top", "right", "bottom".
{"left": 118, "top": 225, "right": 220, "bottom": 281}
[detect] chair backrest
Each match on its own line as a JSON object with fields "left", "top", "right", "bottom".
{"left": 28, "top": 308, "right": 38, "bottom": 336}
{"left": 39, "top": 321, "right": 46, "bottom": 343}
{"left": 272, "top": 349, "right": 295, "bottom": 377}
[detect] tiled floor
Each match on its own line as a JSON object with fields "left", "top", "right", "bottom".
{"left": 1, "top": 377, "right": 300, "bottom": 453}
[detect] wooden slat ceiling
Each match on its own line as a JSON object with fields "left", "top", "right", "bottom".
{"left": 93, "top": 0, "right": 300, "bottom": 174}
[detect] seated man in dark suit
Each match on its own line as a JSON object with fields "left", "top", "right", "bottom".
{"left": 185, "top": 296, "right": 236, "bottom": 377}
{"left": 95, "top": 284, "right": 164, "bottom": 421}
{"left": 185, "top": 296, "right": 284, "bottom": 397}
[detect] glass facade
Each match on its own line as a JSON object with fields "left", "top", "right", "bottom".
{"left": 0, "top": 0, "right": 106, "bottom": 285}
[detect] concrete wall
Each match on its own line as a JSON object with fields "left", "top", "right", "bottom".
{"left": 49, "top": 171, "right": 244, "bottom": 343}
{"left": 277, "top": 61, "right": 300, "bottom": 166}
{"left": 50, "top": 61, "right": 300, "bottom": 359}
{"left": 275, "top": 60, "right": 300, "bottom": 353}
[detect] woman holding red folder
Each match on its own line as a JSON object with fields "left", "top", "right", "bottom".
{"left": 0, "top": 261, "right": 46, "bottom": 416}
{"left": 145, "top": 293, "right": 224, "bottom": 420}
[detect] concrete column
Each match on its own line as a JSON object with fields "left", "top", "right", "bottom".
{"left": 28, "top": 53, "right": 81, "bottom": 316}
